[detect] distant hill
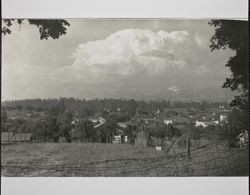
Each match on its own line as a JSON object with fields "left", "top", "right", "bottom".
{"left": 107, "top": 86, "right": 236, "bottom": 102}
{"left": 2, "top": 86, "right": 236, "bottom": 104}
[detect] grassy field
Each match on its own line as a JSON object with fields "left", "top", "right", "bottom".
{"left": 1, "top": 142, "right": 249, "bottom": 176}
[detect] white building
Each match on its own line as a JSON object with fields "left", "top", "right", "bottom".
{"left": 237, "top": 130, "right": 249, "bottom": 147}
{"left": 220, "top": 114, "right": 227, "bottom": 123}
{"left": 219, "top": 105, "right": 225, "bottom": 109}
{"left": 212, "top": 120, "right": 219, "bottom": 125}
{"left": 71, "top": 118, "right": 79, "bottom": 125}
{"left": 164, "top": 120, "right": 173, "bottom": 125}
{"left": 195, "top": 121, "right": 208, "bottom": 128}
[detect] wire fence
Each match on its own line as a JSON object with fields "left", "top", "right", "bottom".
{"left": 1, "top": 137, "right": 249, "bottom": 176}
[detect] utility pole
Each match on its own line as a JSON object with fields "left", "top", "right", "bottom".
{"left": 187, "top": 137, "right": 191, "bottom": 160}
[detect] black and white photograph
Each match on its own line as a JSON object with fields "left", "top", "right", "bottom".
{"left": 1, "top": 19, "right": 248, "bottom": 177}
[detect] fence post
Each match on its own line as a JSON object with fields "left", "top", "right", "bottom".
{"left": 227, "top": 130, "right": 230, "bottom": 152}
{"left": 187, "top": 137, "right": 191, "bottom": 160}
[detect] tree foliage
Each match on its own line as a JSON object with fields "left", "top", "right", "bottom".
{"left": 209, "top": 20, "right": 248, "bottom": 109}
{"left": 75, "top": 119, "right": 95, "bottom": 142}
{"left": 2, "top": 19, "right": 70, "bottom": 40}
{"left": 44, "top": 117, "right": 60, "bottom": 142}
{"left": 57, "top": 111, "right": 73, "bottom": 141}
{"left": 209, "top": 20, "right": 249, "bottom": 137}
{"left": 1, "top": 108, "right": 8, "bottom": 124}
{"left": 100, "top": 118, "right": 118, "bottom": 143}
{"left": 146, "top": 122, "right": 181, "bottom": 138}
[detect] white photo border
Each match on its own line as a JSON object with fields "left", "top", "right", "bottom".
{"left": 1, "top": 0, "right": 249, "bottom": 195}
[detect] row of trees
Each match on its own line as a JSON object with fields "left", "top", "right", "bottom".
{"left": 3, "top": 98, "right": 230, "bottom": 117}
{"left": 1, "top": 105, "right": 183, "bottom": 144}
{"left": 3, "top": 101, "right": 242, "bottom": 144}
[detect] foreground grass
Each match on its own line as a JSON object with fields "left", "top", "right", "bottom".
{"left": 1, "top": 143, "right": 163, "bottom": 164}
{"left": 1, "top": 143, "right": 248, "bottom": 176}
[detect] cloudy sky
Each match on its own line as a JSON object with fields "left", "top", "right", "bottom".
{"left": 2, "top": 19, "right": 234, "bottom": 101}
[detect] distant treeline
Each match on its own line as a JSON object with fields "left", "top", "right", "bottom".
{"left": 2, "top": 98, "right": 230, "bottom": 113}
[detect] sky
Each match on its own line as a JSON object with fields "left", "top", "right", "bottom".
{"left": 2, "top": 19, "right": 234, "bottom": 101}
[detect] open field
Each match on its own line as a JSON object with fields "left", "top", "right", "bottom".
{"left": 1, "top": 142, "right": 249, "bottom": 176}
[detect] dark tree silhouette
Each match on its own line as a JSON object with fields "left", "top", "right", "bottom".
{"left": 57, "top": 111, "right": 73, "bottom": 141}
{"left": 210, "top": 20, "right": 249, "bottom": 140}
{"left": 45, "top": 117, "right": 60, "bottom": 142}
{"left": 2, "top": 19, "right": 70, "bottom": 40}
{"left": 1, "top": 108, "right": 8, "bottom": 131}
{"left": 209, "top": 20, "right": 248, "bottom": 109}
{"left": 101, "top": 118, "right": 117, "bottom": 143}
{"left": 75, "top": 119, "right": 95, "bottom": 142}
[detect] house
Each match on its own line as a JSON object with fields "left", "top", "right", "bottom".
{"left": 164, "top": 120, "right": 173, "bottom": 125}
{"left": 94, "top": 118, "right": 106, "bottom": 128}
{"left": 237, "top": 130, "right": 249, "bottom": 147}
{"left": 89, "top": 117, "right": 106, "bottom": 128}
{"left": 2, "top": 132, "right": 33, "bottom": 143}
{"left": 1, "top": 132, "right": 13, "bottom": 143}
{"left": 212, "top": 120, "right": 219, "bottom": 125}
{"left": 220, "top": 114, "right": 227, "bottom": 123}
{"left": 71, "top": 119, "right": 78, "bottom": 125}
{"left": 219, "top": 105, "right": 225, "bottom": 109}
{"left": 195, "top": 121, "right": 208, "bottom": 128}
{"left": 112, "top": 129, "right": 126, "bottom": 144}
{"left": 11, "top": 133, "right": 32, "bottom": 142}
{"left": 112, "top": 135, "right": 123, "bottom": 144}
{"left": 124, "top": 136, "right": 128, "bottom": 143}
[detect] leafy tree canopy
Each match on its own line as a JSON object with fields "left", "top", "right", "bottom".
{"left": 2, "top": 19, "right": 70, "bottom": 40}
{"left": 209, "top": 20, "right": 248, "bottom": 109}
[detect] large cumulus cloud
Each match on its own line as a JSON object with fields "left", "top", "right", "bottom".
{"left": 52, "top": 29, "right": 194, "bottom": 84}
